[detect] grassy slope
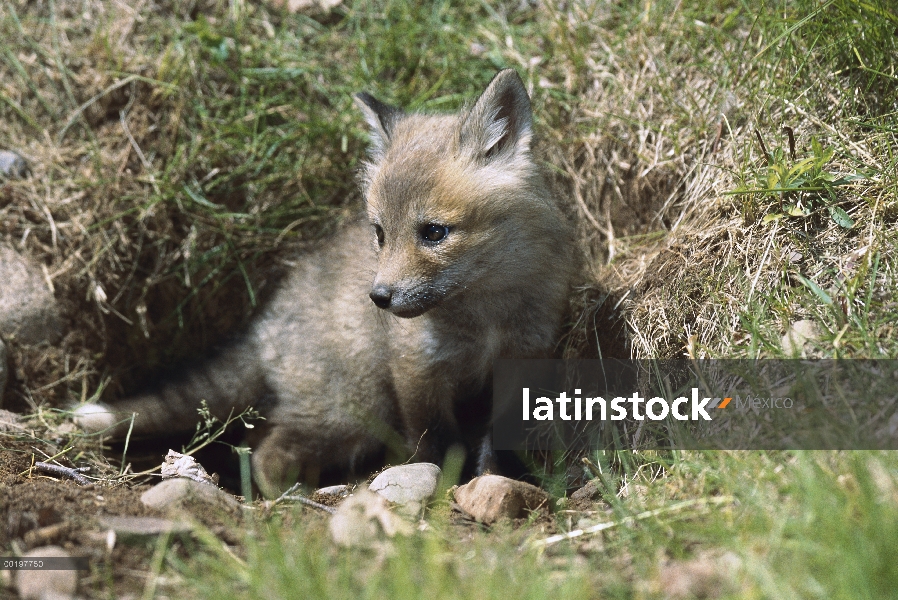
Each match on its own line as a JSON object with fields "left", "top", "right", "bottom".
{"left": 1, "top": 0, "right": 897, "bottom": 597}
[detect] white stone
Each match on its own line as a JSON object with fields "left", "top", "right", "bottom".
{"left": 329, "top": 489, "right": 412, "bottom": 549}
{"left": 0, "top": 150, "right": 29, "bottom": 179}
{"left": 14, "top": 546, "right": 78, "bottom": 600}
{"left": 368, "top": 463, "right": 441, "bottom": 508}
{"left": 140, "top": 477, "right": 240, "bottom": 513}
{"left": 782, "top": 319, "right": 820, "bottom": 356}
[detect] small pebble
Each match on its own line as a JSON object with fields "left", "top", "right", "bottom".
{"left": 0, "top": 150, "right": 30, "bottom": 179}
{"left": 14, "top": 546, "right": 78, "bottom": 600}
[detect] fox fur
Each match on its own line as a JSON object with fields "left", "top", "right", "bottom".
{"left": 74, "top": 69, "right": 574, "bottom": 496}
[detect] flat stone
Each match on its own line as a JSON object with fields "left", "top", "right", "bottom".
{"left": 0, "top": 408, "right": 23, "bottom": 432}
{"left": 0, "top": 245, "right": 63, "bottom": 345}
{"left": 315, "top": 484, "right": 351, "bottom": 499}
{"left": 140, "top": 477, "right": 241, "bottom": 515}
{"left": 368, "top": 463, "right": 441, "bottom": 509}
{"left": 782, "top": 319, "right": 820, "bottom": 356}
{"left": 14, "top": 546, "right": 78, "bottom": 600}
{"left": 0, "top": 150, "right": 29, "bottom": 179}
{"left": 570, "top": 479, "right": 602, "bottom": 502}
{"left": 453, "top": 475, "right": 551, "bottom": 525}
{"left": 160, "top": 450, "right": 218, "bottom": 485}
{"left": 329, "top": 489, "right": 412, "bottom": 549}
{"left": 97, "top": 515, "right": 191, "bottom": 540}
{"left": 656, "top": 552, "right": 741, "bottom": 599}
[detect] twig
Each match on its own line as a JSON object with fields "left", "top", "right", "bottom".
{"left": 529, "top": 495, "right": 734, "bottom": 549}
{"left": 33, "top": 462, "right": 92, "bottom": 486}
{"left": 281, "top": 496, "right": 337, "bottom": 514}
{"left": 271, "top": 483, "right": 337, "bottom": 514}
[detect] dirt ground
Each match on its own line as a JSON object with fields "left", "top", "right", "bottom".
{"left": 1, "top": 434, "right": 160, "bottom": 597}
{"left": 0, "top": 418, "right": 590, "bottom": 598}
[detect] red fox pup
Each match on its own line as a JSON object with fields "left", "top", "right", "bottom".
{"left": 75, "top": 69, "right": 574, "bottom": 496}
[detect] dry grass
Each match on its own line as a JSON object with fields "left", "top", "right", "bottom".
{"left": 537, "top": 0, "right": 898, "bottom": 360}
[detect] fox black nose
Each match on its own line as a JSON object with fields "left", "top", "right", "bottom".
{"left": 369, "top": 286, "right": 392, "bottom": 309}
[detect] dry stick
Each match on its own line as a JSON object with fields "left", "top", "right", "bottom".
{"left": 33, "top": 462, "right": 91, "bottom": 486}
{"left": 530, "top": 495, "right": 734, "bottom": 549}
{"left": 273, "top": 483, "right": 337, "bottom": 515}
{"left": 281, "top": 495, "right": 337, "bottom": 515}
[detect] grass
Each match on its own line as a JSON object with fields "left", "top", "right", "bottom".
{"left": 164, "top": 451, "right": 898, "bottom": 599}
{"left": 1, "top": 0, "right": 897, "bottom": 597}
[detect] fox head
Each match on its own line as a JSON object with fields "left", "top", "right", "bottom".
{"left": 355, "top": 69, "right": 562, "bottom": 319}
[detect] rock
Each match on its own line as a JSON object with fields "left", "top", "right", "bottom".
{"left": 315, "top": 484, "right": 351, "bottom": 499}
{"left": 570, "top": 479, "right": 602, "bottom": 502}
{"left": 0, "top": 246, "right": 64, "bottom": 345}
{"left": 14, "top": 546, "right": 78, "bottom": 600}
{"left": 0, "top": 150, "right": 29, "bottom": 179}
{"left": 0, "top": 408, "right": 23, "bottom": 432}
{"left": 329, "top": 489, "right": 412, "bottom": 549}
{"left": 368, "top": 463, "right": 441, "bottom": 515}
{"left": 160, "top": 449, "right": 218, "bottom": 485}
{"left": 782, "top": 319, "right": 820, "bottom": 356}
{"left": 97, "top": 516, "right": 192, "bottom": 540}
{"left": 453, "top": 475, "right": 551, "bottom": 525}
{"left": 655, "top": 552, "right": 741, "bottom": 599}
{"left": 140, "top": 477, "right": 241, "bottom": 515}
{"left": 271, "top": 0, "right": 343, "bottom": 15}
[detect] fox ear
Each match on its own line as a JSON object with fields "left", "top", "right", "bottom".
{"left": 460, "top": 69, "right": 532, "bottom": 161}
{"left": 355, "top": 92, "right": 403, "bottom": 158}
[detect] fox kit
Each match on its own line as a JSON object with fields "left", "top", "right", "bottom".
{"left": 75, "top": 69, "right": 574, "bottom": 496}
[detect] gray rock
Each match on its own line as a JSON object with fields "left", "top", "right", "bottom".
{"left": 329, "top": 489, "right": 412, "bottom": 549}
{"left": 140, "top": 477, "right": 241, "bottom": 515}
{"left": 0, "top": 150, "right": 29, "bottom": 179}
{"left": 0, "top": 246, "right": 64, "bottom": 345}
{"left": 453, "top": 475, "right": 551, "bottom": 525}
{"left": 570, "top": 479, "right": 602, "bottom": 502}
{"left": 160, "top": 449, "right": 218, "bottom": 485}
{"left": 368, "top": 463, "right": 441, "bottom": 511}
{"left": 97, "top": 515, "right": 192, "bottom": 540}
{"left": 315, "top": 484, "right": 351, "bottom": 499}
{"left": 14, "top": 546, "right": 78, "bottom": 600}
{"left": 0, "top": 408, "right": 23, "bottom": 432}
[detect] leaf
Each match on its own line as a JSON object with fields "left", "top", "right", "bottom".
{"left": 829, "top": 172, "right": 868, "bottom": 186}
{"left": 797, "top": 274, "right": 833, "bottom": 306}
{"left": 787, "top": 157, "right": 817, "bottom": 180}
{"left": 828, "top": 205, "right": 854, "bottom": 228}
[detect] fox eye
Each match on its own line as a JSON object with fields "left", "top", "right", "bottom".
{"left": 373, "top": 224, "right": 385, "bottom": 247}
{"left": 421, "top": 224, "right": 449, "bottom": 243}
